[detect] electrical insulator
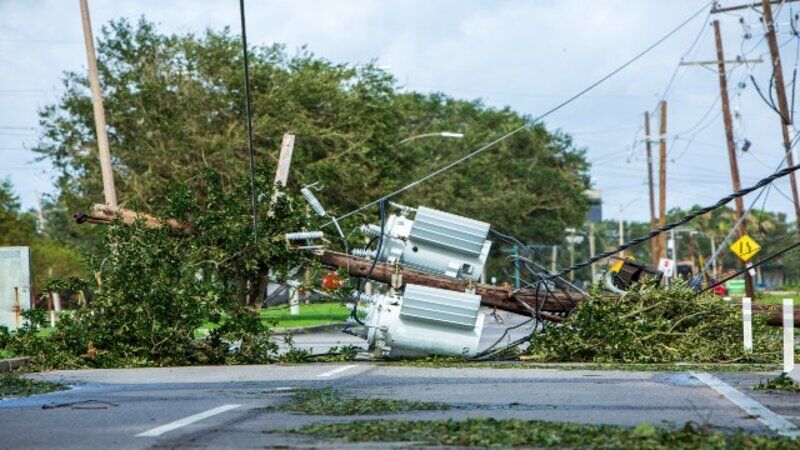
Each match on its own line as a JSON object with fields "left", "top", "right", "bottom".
{"left": 301, "top": 187, "right": 327, "bottom": 217}
{"left": 389, "top": 201, "right": 416, "bottom": 215}
{"left": 352, "top": 248, "right": 377, "bottom": 259}
{"left": 359, "top": 224, "right": 382, "bottom": 237}
{"left": 285, "top": 231, "right": 324, "bottom": 241}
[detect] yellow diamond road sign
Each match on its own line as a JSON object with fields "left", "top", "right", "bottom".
{"left": 730, "top": 235, "right": 761, "bottom": 262}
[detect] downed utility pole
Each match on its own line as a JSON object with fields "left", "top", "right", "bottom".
{"left": 313, "top": 250, "right": 798, "bottom": 327}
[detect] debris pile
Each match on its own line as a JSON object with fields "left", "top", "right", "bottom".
{"left": 526, "top": 281, "right": 782, "bottom": 363}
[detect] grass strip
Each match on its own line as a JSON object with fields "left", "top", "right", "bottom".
{"left": 0, "top": 373, "right": 67, "bottom": 398}
{"left": 754, "top": 374, "right": 800, "bottom": 392}
{"left": 293, "top": 418, "right": 799, "bottom": 449}
{"left": 270, "top": 387, "right": 449, "bottom": 415}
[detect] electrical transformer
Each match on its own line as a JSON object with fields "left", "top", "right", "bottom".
{"left": 352, "top": 283, "right": 484, "bottom": 357}
{"left": 359, "top": 206, "right": 492, "bottom": 281}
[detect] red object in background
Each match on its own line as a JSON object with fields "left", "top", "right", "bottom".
{"left": 321, "top": 272, "right": 345, "bottom": 291}
{"left": 712, "top": 284, "right": 728, "bottom": 296}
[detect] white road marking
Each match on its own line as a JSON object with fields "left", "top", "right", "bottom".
{"left": 273, "top": 386, "right": 293, "bottom": 391}
{"left": 136, "top": 404, "right": 240, "bottom": 437}
{"left": 317, "top": 364, "right": 358, "bottom": 378}
{"left": 691, "top": 372, "right": 800, "bottom": 438}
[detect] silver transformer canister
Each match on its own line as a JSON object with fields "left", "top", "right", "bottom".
{"left": 355, "top": 284, "right": 484, "bottom": 357}
{"left": 362, "top": 206, "right": 492, "bottom": 281}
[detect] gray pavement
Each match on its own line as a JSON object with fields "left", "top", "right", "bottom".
{"left": 1, "top": 363, "right": 798, "bottom": 448}
{"left": 1, "top": 311, "right": 797, "bottom": 448}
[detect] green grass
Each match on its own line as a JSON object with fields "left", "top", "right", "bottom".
{"left": 269, "top": 387, "right": 450, "bottom": 415}
{"left": 754, "top": 374, "right": 800, "bottom": 392}
{"left": 758, "top": 292, "right": 800, "bottom": 305}
{"left": 291, "top": 418, "right": 800, "bottom": 449}
{"left": 0, "top": 373, "right": 67, "bottom": 398}
{"left": 196, "top": 302, "right": 349, "bottom": 337}
{"left": 260, "top": 302, "right": 349, "bottom": 329}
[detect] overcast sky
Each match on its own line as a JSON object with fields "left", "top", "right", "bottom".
{"left": 2, "top": 0, "right": 800, "bottom": 226}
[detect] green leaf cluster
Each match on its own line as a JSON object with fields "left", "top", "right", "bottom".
{"left": 527, "top": 281, "right": 782, "bottom": 363}
{"left": 2, "top": 164, "right": 315, "bottom": 369}
{"left": 294, "top": 418, "right": 799, "bottom": 449}
{"left": 272, "top": 387, "right": 449, "bottom": 416}
{"left": 34, "top": 18, "right": 589, "bottom": 248}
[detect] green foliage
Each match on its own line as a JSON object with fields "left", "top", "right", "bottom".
{"left": 273, "top": 387, "right": 449, "bottom": 415}
{"left": 3, "top": 165, "right": 314, "bottom": 369}
{"left": 527, "top": 281, "right": 782, "bottom": 363}
{"left": 754, "top": 374, "right": 800, "bottom": 392}
{"left": 34, "top": 18, "right": 589, "bottom": 248}
{"left": 0, "top": 373, "right": 67, "bottom": 398}
{"left": 293, "top": 418, "right": 799, "bottom": 449}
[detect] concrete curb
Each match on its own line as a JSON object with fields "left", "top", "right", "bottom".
{"left": 272, "top": 322, "right": 346, "bottom": 336}
{"left": 0, "top": 357, "right": 29, "bottom": 373}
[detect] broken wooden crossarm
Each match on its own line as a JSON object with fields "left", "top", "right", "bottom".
{"left": 74, "top": 204, "right": 191, "bottom": 230}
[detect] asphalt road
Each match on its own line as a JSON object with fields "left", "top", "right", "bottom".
{"left": 1, "top": 363, "right": 799, "bottom": 449}
{"left": 2, "top": 310, "right": 798, "bottom": 448}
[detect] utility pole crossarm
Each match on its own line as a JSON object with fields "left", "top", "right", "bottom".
{"left": 711, "top": 0, "right": 800, "bottom": 14}
{"left": 679, "top": 58, "right": 763, "bottom": 66}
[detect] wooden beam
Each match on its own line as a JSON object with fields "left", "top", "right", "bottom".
{"left": 274, "top": 133, "right": 295, "bottom": 187}
{"left": 313, "top": 251, "right": 580, "bottom": 316}
{"left": 74, "top": 204, "right": 190, "bottom": 230}
{"left": 313, "top": 251, "right": 800, "bottom": 326}
{"left": 711, "top": 0, "right": 800, "bottom": 14}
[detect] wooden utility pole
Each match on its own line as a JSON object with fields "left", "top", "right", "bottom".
{"left": 761, "top": 0, "right": 800, "bottom": 224}
{"left": 657, "top": 101, "right": 667, "bottom": 262}
{"left": 79, "top": 0, "right": 117, "bottom": 206}
{"left": 644, "top": 111, "right": 658, "bottom": 266}
{"left": 713, "top": 20, "right": 756, "bottom": 299}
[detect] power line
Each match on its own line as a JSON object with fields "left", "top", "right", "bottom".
{"left": 549, "top": 159, "right": 800, "bottom": 279}
{"left": 332, "top": 1, "right": 716, "bottom": 224}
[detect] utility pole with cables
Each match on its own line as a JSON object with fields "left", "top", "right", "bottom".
{"left": 760, "top": 0, "right": 800, "bottom": 224}
{"left": 658, "top": 101, "right": 668, "bottom": 262}
{"left": 79, "top": 0, "right": 116, "bottom": 206}
{"left": 712, "top": 19, "right": 756, "bottom": 299}
{"left": 644, "top": 111, "right": 658, "bottom": 266}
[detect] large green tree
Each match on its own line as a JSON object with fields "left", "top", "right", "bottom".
{"left": 35, "top": 18, "right": 589, "bottom": 245}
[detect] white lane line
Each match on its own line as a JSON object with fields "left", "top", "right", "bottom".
{"left": 317, "top": 364, "right": 358, "bottom": 378}
{"left": 136, "top": 404, "right": 240, "bottom": 437}
{"left": 691, "top": 372, "right": 800, "bottom": 438}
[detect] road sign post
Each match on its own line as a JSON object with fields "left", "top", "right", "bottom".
{"left": 743, "top": 296, "right": 753, "bottom": 351}
{"left": 784, "top": 299, "right": 795, "bottom": 374}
